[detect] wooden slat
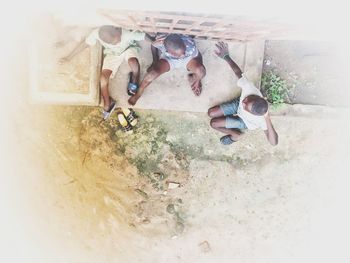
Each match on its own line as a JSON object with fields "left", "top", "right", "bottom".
{"left": 98, "top": 9, "right": 291, "bottom": 42}
{"left": 170, "top": 19, "right": 179, "bottom": 31}
{"left": 127, "top": 14, "right": 144, "bottom": 32}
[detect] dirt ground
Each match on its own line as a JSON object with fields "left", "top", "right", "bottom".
{"left": 2, "top": 99, "right": 349, "bottom": 263}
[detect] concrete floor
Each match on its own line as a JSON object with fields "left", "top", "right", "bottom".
{"left": 109, "top": 40, "right": 264, "bottom": 112}
{"left": 263, "top": 40, "right": 349, "bottom": 107}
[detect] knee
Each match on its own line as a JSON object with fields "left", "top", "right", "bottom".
{"left": 210, "top": 118, "right": 220, "bottom": 128}
{"left": 100, "top": 74, "right": 109, "bottom": 88}
{"left": 128, "top": 57, "right": 140, "bottom": 72}
{"left": 208, "top": 107, "right": 215, "bottom": 117}
{"left": 195, "top": 65, "right": 206, "bottom": 78}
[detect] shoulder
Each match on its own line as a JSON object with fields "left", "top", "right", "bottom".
{"left": 85, "top": 28, "right": 100, "bottom": 45}
{"left": 237, "top": 75, "right": 255, "bottom": 88}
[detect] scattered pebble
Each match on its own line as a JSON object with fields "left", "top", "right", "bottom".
{"left": 166, "top": 204, "right": 175, "bottom": 214}
{"left": 199, "top": 241, "right": 211, "bottom": 253}
{"left": 142, "top": 218, "right": 150, "bottom": 224}
{"left": 168, "top": 182, "right": 180, "bottom": 189}
{"left": 135, "top": 189, "right": 149, "bottom": 199}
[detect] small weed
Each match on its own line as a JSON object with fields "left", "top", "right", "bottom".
{"left": 261, "top": 71, "right": 289, "bottom": 106}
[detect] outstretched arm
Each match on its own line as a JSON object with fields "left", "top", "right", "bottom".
{"left": 59, "top": 39, "right": 88, "bottom": 63}
{"left": 151, "top": 45, "right": 159, "bottom": 63}
{"left": 215, "top": 41, "right": 242, "bottom": 79}
{"left": 263, "top": 112, "right": 278, "bottom": 146}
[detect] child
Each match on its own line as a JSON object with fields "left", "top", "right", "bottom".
{"left": 128, "top": 33, "right": 206, "bottom": 106}
{"left": 208, "top": 42, "right": 278, "bottom": 146}
{"left": 61, "top": 25, "right": 152, "bottom": 119}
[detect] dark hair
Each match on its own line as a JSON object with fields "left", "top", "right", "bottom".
{"left": 164, "top": 34, "right": 186, "bottom": 53}
{"left": 248, "top": 95, "right": 268, "bottom": 115}
{"left": 98, "top": 25, "right": 121, "bottom": 43}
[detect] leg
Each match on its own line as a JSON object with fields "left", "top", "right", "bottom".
{"left": 210, "top": 117, "right": 244, "bottom": 141}
{"left": 208, "top": 105, "right": 225, "bottom": 118}
{"left": 128, "top": 59, "right": 170, "bottom": 105}
{"left": 100, "top": 69, "right": 113, "bottom": 111}
{"left": 208, "top": 98, "right": 240, "bottom": 118}
{"left": 100, "top": 54, "right": 124, "bottom": 110}
{"left": 127, "top": 57, "right": 141, "bottom": 85}
{"left": 187, "top": 52, "right": 206, "bottom": 96}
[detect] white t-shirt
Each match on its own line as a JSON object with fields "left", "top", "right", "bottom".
{"left": 236, "top": 76, "right": 268, "bottom": 130}
{"left": 85, "top": 28, "right": 145, "bottom": 56}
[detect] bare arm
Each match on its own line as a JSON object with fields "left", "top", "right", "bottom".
{"left": 146, "top": 43, "right": 159, "bottom": 72}
{"left": 215, "top": 41, "right": 242, "bottom": 79}
{"left": 60, "top": 39, "right": 88, "bottom": 63}
{"left": 144, "top": 33, "right": 155, "bottom": 43}
{"left": 263, "top": 112, "right": 278, "bottom": 146}
{"left": 151, "top": 45, "right": 159, "bottom": 63}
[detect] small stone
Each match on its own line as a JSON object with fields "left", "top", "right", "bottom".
{"left": 168, "top": 182, "right": 180, "bottom": 189}
{"left": 166, "top": 204, "right": 175, "bottom": 214}
{"left": 135, "top": 189, "right": 149, "bottom": 199}
{"left": 142, "top": 218, "right": 150, "bottom": 224}
{"left": 175, "top": 222, "right": 185, "bottom": 234}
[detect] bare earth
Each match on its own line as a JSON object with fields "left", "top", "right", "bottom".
{"left": 4, "top": 101, "right": 349, "bottom": 263}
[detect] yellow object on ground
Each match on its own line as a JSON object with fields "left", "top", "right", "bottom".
{"left": 122, "top": 108, "right": 138, "bottom": 126}
{"left": 116, "top": 108, "right": 133, "bottom": 134}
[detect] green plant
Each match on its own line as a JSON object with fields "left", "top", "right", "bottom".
{"left": 261, "top": 71, "right": 289, "bottom": 105}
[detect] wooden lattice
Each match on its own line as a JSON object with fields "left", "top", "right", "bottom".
{"left": 98, "top": 10, "right": 292, "bottom": 42}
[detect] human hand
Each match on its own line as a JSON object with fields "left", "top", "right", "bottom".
{"left": 215, "top": 41, "right": 230, "bottom": 59}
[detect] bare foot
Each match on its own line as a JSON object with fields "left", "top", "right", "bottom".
{"left": 188, "top": 74, "right": 202, "bottom": 96}
{"left": 128, "top": 95, "right": 138, "bottom": 106}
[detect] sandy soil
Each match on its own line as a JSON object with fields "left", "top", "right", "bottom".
{"left": 2, "top": 100, "right": 349, "bottom": 263}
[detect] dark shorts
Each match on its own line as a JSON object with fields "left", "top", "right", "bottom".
{"left": 219, "top": 98, "right": 247, "bottom": 130}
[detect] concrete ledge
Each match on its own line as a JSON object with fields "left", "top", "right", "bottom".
{"left": 30, "top": 43, "right": 102, "bottom": 106}
{"left": 270, "top": 103, "right": 350, "bottom": 118}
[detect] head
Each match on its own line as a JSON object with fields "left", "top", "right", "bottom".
{"left": 242, "top": 95, "right": 268, "bottom": 116}
{"left": 98, "top": 25, "right": 122, "bottom": 45}
{"left": 164, "top": 34, "right": 186, "bottom": 58}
